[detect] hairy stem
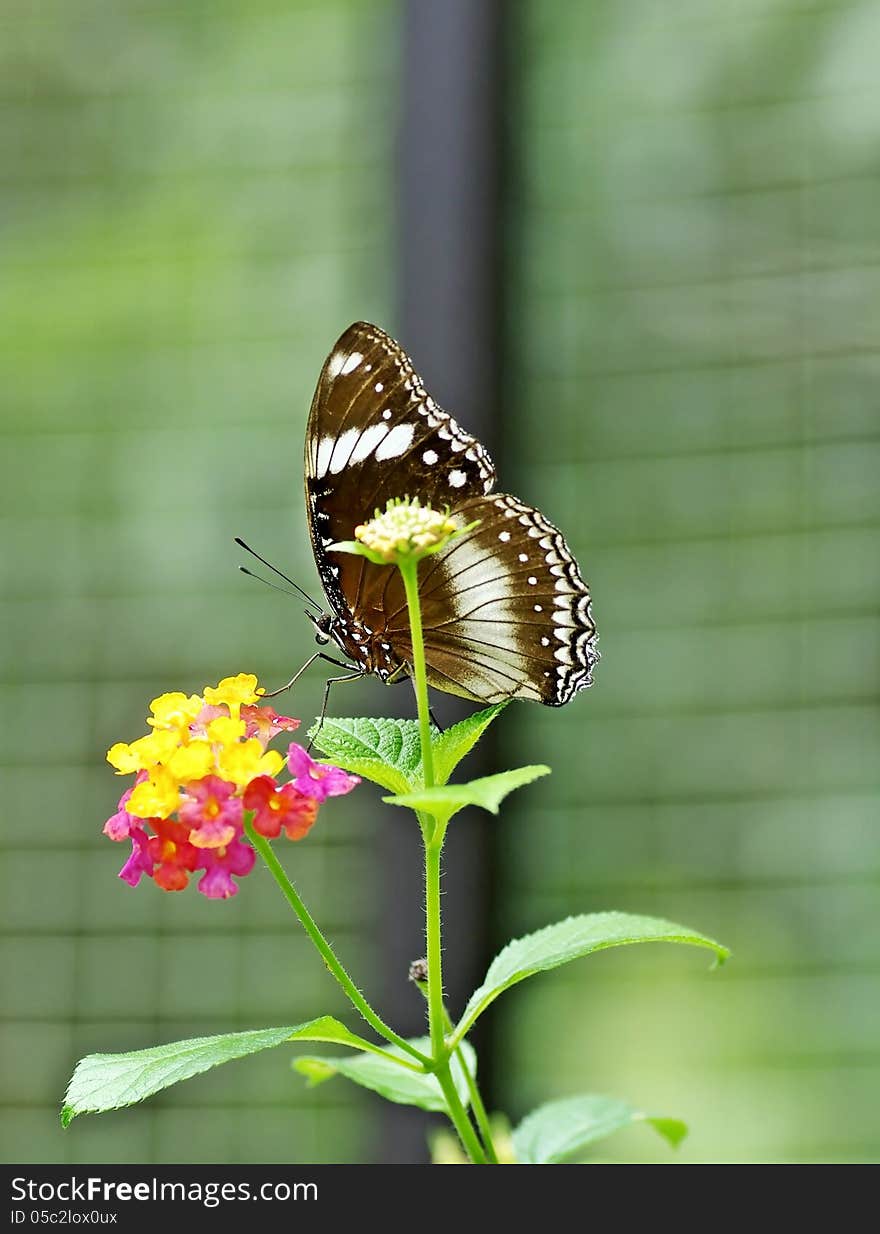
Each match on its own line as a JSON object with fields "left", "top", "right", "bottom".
{"left": 435, "top": 1062, "right": 488, "bottom": 1165}
{"left": 399, "top": 558, "right": 435, "bottom": 791}
{"left": 245, "top": 817, "right": 430, "bottom": 1067}
{"left": 425, "top": 837, "right": 447, "bottom": 1063}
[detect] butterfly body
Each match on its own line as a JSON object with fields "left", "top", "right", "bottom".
{"left": 307, "top": 608, "right": 405, "bottom": 686}
{"left": 304, "top": 322, "right": 598, "bottom": 706}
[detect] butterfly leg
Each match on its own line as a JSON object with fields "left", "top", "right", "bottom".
{"left": 390, "top": 659, "right": 445, "bottom": 732}
{"left": 263, "top": 651, "right": 354, "bottom": 698}
{"left": 308, "top": 669, "right": 364, "bottom": 751}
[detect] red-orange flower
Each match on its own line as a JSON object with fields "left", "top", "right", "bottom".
{"left": 243, "top": 775, "right": 319, "bottom": 841}
{"left": 147, "top": 819, "right": 199, "bottom": 891}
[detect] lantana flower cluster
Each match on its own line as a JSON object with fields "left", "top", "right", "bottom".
{"left": 103, "top": 674, "right": 359, "bottom": 899}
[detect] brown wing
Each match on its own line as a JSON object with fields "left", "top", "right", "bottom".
{"left": 381, "top": 494, "right": 599, "bottom": 706}
{"left": 304, "top": 321, "right": 495, "bottom": 624}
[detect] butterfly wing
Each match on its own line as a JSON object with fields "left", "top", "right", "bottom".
{"left": 304, "top": 321, "right": 598, "bottom": 705}
{"left": 382, "top": 494, "right": 599, "bottom": 706}
{"left": 305, "top": 321, "right": 496, "bottom": 625}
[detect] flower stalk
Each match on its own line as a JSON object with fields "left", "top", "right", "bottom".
{"left": 244, "top": 817, "right": 430, "bottom": 1066}
{"left": 387, "top": 515, "right": 498, "bottom": 1165}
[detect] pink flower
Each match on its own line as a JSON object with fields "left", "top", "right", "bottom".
{"left": 178, "top": 775, "right": 243, "bottom": 849}
{"left": 243, "top": 774, "right": 319, "bottom": 840}
{"left": 286, "top": 744, "right": 360, "bottom": 804}
{"left": 241, "top": 704, "right": 300, "bottom": 749}
{"left": 103, "top": 786, "right": 139, "bottom": 841}
{"left": 118, "top": 826, "right": 155, "bottom": 887}
{"left": 196, "top": 837, "right": 255, "bottom": 899}
{"left": 187, "top": 703, "right": 228, "bottom": 739}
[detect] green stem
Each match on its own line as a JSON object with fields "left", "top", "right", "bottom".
{"left": 399, "top": 558, "right": 435, "bottom": 791}
{"left": 399, "top": 553, "right": 492, "bottom": 1163}
{"left": 437, "top": 1005, "right": 498, "bottom": 1163}
{"left": 425, "top": 837, "right": 446, "bottom": 1063}
{"left": 460, "top": 1058, "right": 498, "bottom": 1163}
{"left": 435, "top": 1063, "right": 488, "bottom": 1165}
{"left": 245, "top": 817, "right": 430, "bottom": 1068}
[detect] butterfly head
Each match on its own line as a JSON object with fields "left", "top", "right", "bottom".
{"left": 306, "top": 610, "right": 335, "bottom": 647}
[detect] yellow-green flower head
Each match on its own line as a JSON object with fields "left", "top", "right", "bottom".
{"left": 354, "top": 497, "right": 458, "bottom": 564}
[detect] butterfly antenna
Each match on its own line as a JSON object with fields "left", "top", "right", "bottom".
{"left": 234, "top": 537, "right": 322, "bottom": 612}
{"left": 238, "top": 566, "right": 310, "bottom": 601}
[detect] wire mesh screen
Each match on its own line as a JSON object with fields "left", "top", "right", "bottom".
{"left": 497, "top": 0, "right": 880, "bottom": 1162}
{"left": 0, "top": 0, "right": 397, "bottom": 1163}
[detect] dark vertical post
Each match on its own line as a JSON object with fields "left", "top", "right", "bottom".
{"left": 375, "top": 0, "right": 504, "bottom": 1163}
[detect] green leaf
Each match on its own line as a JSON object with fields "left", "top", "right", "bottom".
{"left": 512, "top": 1094, "right": 687, "bottom": 1164}
{"left": 384, "top": 765, "right": 550, "bottom": 828}
{"left": 309, "top": 715, "right": 435, "bottom": 794}
{"left": 432, "top": 702, "right": 508, "bottom": 785}
{"left": 294, "top": 1037, "right": 477, "bottom": 1113}
{"left": 61, "top": 1017, "right": 379, "bottom": 1127}
{"left": 310, "top": 707, "right": 509, "bottom": 796}
{"left": 452, "top": 912, "right": 730, "bottom": 1043}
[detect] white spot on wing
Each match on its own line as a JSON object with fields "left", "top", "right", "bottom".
{"left": 327, "top": 427, "right": 360, "bottom": 474}
{"left": 341, "top": 351, "right": 363, "bottom": 375}
{"left": 518, "top": 553, "right": 528, "bottom": 563}
{"left": 375, "top": 422, "right": 415, "bottom": 461}
{"left": 528, "top": 576, "right": 537, "bottom": 585}
{"left": 315, "top": 435, "right": 336, "bottom": 478}
{"left": 349, "top": 423, "right": 390, "bottom": 466}
{"left": 449, "top": 469, "right": 467, "bottom": 488}
{"left": 498, "top": 531, "right": 511, "bottom": 542}
{"left": 374, "top": 382, "right": 384, "bottom": 393}
{"left": 423, "top": 449, "right": 438, "bottom": 465}
{"left": 382, "top": 408, "right": 392, "bottom": 420}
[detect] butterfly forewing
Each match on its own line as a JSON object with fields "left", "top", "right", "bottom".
{"left": 303, "top": 321, "right": 598, "bottom": 706}
{"left": 305, "top": 321, "right": 495, "bottom": 622}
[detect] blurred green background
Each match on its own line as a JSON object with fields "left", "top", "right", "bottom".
{"left": 2, "top": 0, "right": 879, "bottom": 1164}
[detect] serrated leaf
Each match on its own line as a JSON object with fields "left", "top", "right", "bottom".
{"left": 309, "top": 715, "right": 435, "bottom": 794}
{"left": 384, "top": 765, "right": 550, "bottom": 828}
{"left": 512, "top": 1094, "right": 687, "bottom": 1164}
{"left": 294, "top": 1037, "right": 476, "bottom": 1113}
{"left": 61, "top": 1017, "right": 379, "bottom": 1127}
{"left": 452, "top": 912, "right": 730, "bottom": 1043}
{"left": 432, "top": 702, "right": 508, "bottom": 785}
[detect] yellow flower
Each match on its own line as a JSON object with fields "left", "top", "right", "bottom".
{"left": 127, "top": 767, "right": 180, "bottom": 820}
{"left": 206, "top": 716, "right": 246, "bottom": 747}
{"left": 203, "top": 674, "right": 263, "bottom": 719}
{"left": 166, "top": 741, "right": 214, "bottom": 785}
{"left": 216, "top": 738, "right": 284, "bottom": 787}
{"left": 106, "top": 730, "right": 179, "bottom": 775}
{"left": 146, "top": 692, "right": 204, "bottom": 737}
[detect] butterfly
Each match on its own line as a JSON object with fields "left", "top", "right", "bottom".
{"left": 300, "top": 321, "right": 598, "bottom": 708}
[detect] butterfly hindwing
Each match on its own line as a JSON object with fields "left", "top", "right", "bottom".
{"left": 380, "top": 495, "right": 598, "bottom": 705}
